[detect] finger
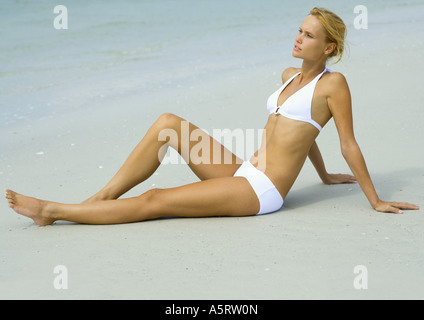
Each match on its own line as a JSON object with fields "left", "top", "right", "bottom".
{"left": 386, "top": 205, "right": 403, "bottom": 214}
{"left": 343, "top": 175, "right": 357, "bottom": 184}
{"left": 394, "top": 207, "right": 404, "bottom": 214}
{"left": 340, "top": 173, "right": 356, "bottom": 180}
{"left": 391, "top": 202, "right": 420, "bottom": 210}
{"left": 347, "top": 176, "right": 357, "bottom": 183}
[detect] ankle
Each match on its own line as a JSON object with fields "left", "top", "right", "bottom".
{"left": 43, "top": 201, "right": 59, "bottom": 220}
{"left": 101, "top": 185, "right": 124, "bottom": 200}
{"left": 39, "top": 201, "right": 59, "bottom": 225}
{"left": 98, "top": 188, "right": 116, "bottom": 201}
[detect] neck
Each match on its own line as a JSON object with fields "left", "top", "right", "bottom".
{"left": 299, "top": 60, "right": 326, "bottom": 82}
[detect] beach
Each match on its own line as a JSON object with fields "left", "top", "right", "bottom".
{"left": 1, "top": 0, "right": 423, "bottom": 300}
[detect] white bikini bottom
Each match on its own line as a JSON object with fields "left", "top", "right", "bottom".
{"left": 233, "top": 161, "right": 284, "bottom": 215}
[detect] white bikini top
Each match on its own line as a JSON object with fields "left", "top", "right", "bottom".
{"left": 267, "top": 68, "right": 330, "bottom": 132}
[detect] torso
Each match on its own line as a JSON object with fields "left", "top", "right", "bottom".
{"left": 250, "top": 67, "right": 334, "bottom": 199}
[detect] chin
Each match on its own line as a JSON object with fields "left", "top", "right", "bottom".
{"left": 292, "top": 51, "right": 302, "bottom": 59}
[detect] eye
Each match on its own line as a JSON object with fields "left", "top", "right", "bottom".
{"left": 298, "top": 28, "right": 313, "bottom": 38}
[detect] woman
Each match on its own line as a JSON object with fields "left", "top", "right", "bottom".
{"left": 5, "top": 8, "right": 419, "bottom": 225}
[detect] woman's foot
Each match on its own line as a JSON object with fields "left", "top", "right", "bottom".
{"left": 5, "top": 189, "right": 55, "bottom": 226}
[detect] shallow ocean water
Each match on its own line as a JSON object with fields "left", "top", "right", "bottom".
{"left": 1, "top": 0, "right": 423, "bottom": 129}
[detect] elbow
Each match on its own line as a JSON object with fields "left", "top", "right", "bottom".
{"left": 341, "top": 141, "right": 359, "bottom": 159}
{"left": 341, "top": 145, "right": 349, "bottom": 159}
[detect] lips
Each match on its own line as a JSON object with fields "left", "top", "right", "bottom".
{"left": 294, "top": 45, "right": 301, "bottom": 51}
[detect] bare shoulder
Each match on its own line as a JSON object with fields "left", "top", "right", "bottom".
{"left": 281, "top": 67, "right": 301, "bottom": 83}
{"left": 322, "top": 72, "right": 352, "bottom": 117}
{"left": 320, "top": 71, "right": 350, "bottom": 96}
{"left": 323, "top": 71, "right": 349, "bottom": 87}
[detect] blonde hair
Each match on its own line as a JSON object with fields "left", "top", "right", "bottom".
{"left": 309, "top": 7, "right": 347, "bottom": 63}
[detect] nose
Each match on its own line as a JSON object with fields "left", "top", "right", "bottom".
{"left": 295, "top": 33, "right": 302, "bottom": 44}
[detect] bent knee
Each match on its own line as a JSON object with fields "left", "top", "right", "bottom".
{"left": 156, "top": 113, "right": 183, "bottom": 130}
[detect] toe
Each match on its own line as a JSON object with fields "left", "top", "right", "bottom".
{"left": 5, "top": 189, "right": 13, "bottom": 198}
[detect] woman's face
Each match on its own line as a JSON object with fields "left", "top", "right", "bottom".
{"left": 292, "top": 15, "right": 333, "bottom": 62}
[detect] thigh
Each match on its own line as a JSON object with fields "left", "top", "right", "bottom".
{"left": 149, "top": 176, "right": 260, "bottom": 218}
{"left": 162, "top": 114, "right": 243, "bottom": 180}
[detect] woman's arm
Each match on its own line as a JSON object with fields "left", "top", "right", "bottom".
{"left": 326, "top": 73, "right": 419, "bottom": 214}
{"left": 308, "top": 141, "right": 357, "bottom": 184}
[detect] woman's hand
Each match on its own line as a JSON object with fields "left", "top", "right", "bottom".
{"left": 323, "top": 173, "right": 357, "bottom": 185}
{"left": 321, "top": 173, "right": 419, "bottom": 214}
{"left": 373, "top": 199, "right": 420, "bottom": 214}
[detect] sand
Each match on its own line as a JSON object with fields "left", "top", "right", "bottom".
{"left": 1, "top": 5, "right": 423, "bottom": 300}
